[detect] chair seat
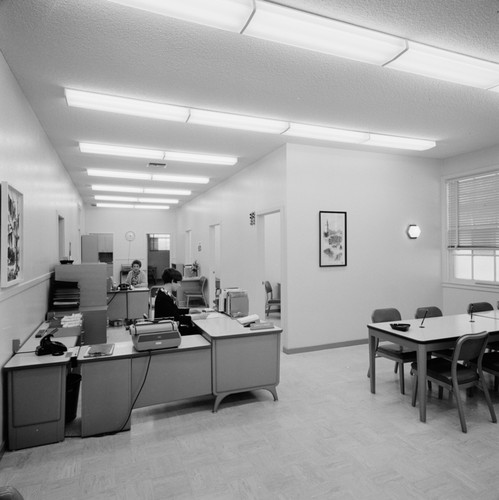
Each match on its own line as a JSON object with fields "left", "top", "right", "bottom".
{"left": 377, "top": 345, "right": 417, "bottom": 361}
{"left": 412, "top": 358, "right": 479, "bottom": 385}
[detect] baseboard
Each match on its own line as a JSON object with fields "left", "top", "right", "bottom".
{"left": 283, "top": 338, "right": 367, "bottom": 355}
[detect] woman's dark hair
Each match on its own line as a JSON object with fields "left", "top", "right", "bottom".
{"left": 162, "top": 267, "right": 183, "bottom": 284}
{"left": 131, "top": 259, "right": 142, "bottom": 268}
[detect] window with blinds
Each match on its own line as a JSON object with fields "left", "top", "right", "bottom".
{"left": 446, "top": 170, "right": 499, "bottom": 283}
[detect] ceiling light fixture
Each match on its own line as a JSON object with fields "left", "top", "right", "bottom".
{"left": 94, "top": 195, "right": 179, "bottom": 204}
{"left": 71, "top": 92, "right": 434, "bottom": 151}
{"left": 385, "top": 42, "right": 499, "bottom": 89}
{"left": 365, "top": 134, "right": 435, "bottom": 151}
{"left": 91, "top": 184, "right": 192, "bottom": 196}
{"left": 80, "top": 142, "right": 237, "bottom": 165}
{"left": 104, "top": 0, "right": 499, "bottom": 91}
{"left": 96, "top": 202, "right": 170, "bottom": 210}
{"left": 188, "top": 109, "right": 288, "bottom": 134}
{"left": 105, "top": 0, "right": 254, "bottom": 32}
{"left": 283, "top": 123, "right": 369, "bottom": 143}
{"left": 244, "top": 0, "right": 406, "bottom": 65}
{"left": 87, "top": 168, "right": 209, "bottom": 184}
{"left": 65, "top": 89, "right": 189, "bottom": 121}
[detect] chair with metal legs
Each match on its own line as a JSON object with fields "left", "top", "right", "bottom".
{"left": 411, "top": 331, "right": 497, "bottom": 433}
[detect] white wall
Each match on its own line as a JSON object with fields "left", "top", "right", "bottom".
{"left": 441, "top": 144, "right": 499, "bottom": 313}
{"left": 176, "top": 146, "right": 287, "bottom": 318}
{"left": 0, "top": 52, "right": 82, "bottom": 447}
{"left": 84, "top": 206, "right": 177, "bottom": 281}
{"left": 285, "top": 144, "right": 443, "bottom": 351}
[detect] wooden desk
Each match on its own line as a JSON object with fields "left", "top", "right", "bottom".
{"left": 107, "top": 289, "right": 149, "bottom": 321}
{"left": 368, "top": 313, "right": 499, "bottom": 423}
{"left": 194, "top": 313, "right": 282, "bottom": 412}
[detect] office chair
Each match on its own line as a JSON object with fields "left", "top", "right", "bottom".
{"left": 264, "top": 281, "right": 281, "bottom": 317}
{"left": 369, "top": 308, "right": 418, "bottom": 395}
{"left": 466, "top": 302, "right": 499, "bottom": 351}
{"left": 411, "top": 331, "right": 496, "bottom": 433}
{"left": 415, "top": 306, "right": 442, "bottom": 319}
{"left": 467, "top": 302, "right": 493, "bottom": 314}
{"left": 184, "top": 276, "right": 208, "bottom": 307}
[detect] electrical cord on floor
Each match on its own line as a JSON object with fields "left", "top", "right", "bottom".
{"left": 88, "top": 349, "right": 153, "bottom": 437}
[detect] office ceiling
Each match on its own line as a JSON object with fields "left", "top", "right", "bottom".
{"left": 1, "top": 0, "right": 499, "bottom": 208}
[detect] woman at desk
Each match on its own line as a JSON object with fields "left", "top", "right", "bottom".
{"left": 125, "top": 259, "right": 148, "bottom": 288}
{"left": 154, "top": 268, "right": 198, "bottom": 334}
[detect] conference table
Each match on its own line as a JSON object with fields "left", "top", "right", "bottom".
{"left": 367, "top": 312, "right": 499, "bottom": 423}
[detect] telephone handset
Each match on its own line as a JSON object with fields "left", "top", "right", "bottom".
{"left": 118, "top": 283, "right": 132, "bottom": 291}
{"left": 35, "top": 333, "right": 67, "bottom": 356}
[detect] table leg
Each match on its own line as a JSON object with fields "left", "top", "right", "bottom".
{"left": 368, "top": 331, "right": 376, "bottom": 394}
{"left": 417, "top": 344, "right": 427, "bottom": 422}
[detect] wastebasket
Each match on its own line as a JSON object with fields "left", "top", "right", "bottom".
{"left": 65, "top": 373, "right": 81, "bottom": 423}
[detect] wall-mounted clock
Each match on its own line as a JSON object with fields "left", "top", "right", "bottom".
{"left": 125, "top": 231, "right": 136, "bottom": 242}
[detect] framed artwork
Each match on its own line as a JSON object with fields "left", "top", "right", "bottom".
{"left": 1, "top": 182, "right": 23, "bottom": 287}
{"left": 319, "top": 211, "right": 347, "bottom": 267}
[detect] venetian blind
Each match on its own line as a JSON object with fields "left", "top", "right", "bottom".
{"left": 447, "top": 171, "right": 499, "bottom": 248}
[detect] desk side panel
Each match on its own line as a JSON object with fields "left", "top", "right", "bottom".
{"left": 81, "top": 358, "right": 132, "bottom": 437}
{"left": 132, "top": 348, "right": 212, "bottom": 408}
{"left": 212, "top": 332, "right": 280, "bottom": 394}
{"left": 8, "top": 365, "right": 66, "bottom": 450}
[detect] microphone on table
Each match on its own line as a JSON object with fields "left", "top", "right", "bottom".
{"left": 419, "top": 309, "right": 428, "bottom": 328}
{"left": 469, "top": 303, "right": 474, "bottom": 322}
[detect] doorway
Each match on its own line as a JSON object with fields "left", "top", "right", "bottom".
{"left": 258, "top": 210, "right": 282, "bottom": 326}
{"left": 147, "top": 233, "right": 171, "bottom": 285}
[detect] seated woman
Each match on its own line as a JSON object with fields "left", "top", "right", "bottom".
{"left": 125, "top": 259, "right": 148, "bottom": 288}
{"left": 154, "top": 267, "right": 200, "bottom": 335}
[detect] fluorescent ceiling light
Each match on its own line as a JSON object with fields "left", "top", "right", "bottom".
{"left": 80, "top": 142, "right": 164, "bottom": 160}
{"left": 94, "top": 195, "right": 179, "bottom": 204}
{"left": 105, "top": 0, "right": 254, "bottom": 32}
{"left": 365, "top": 134, "right": 436, "bottom": 151}
{"left": 189, "top": 109, "right": 288, "bottom": 134}
{"left": 145, "top": 187, "right": 191, "bottom": 196}
{"left": 243, "top": 1, "right": 406, "bottom": 65}
{"left": 152, "top": 174, "right": 209, "bottom": 184}
{"left": 65, "top": 89, "right": 189, "bottom": 121}
{"left": 92, "top": 184, "right": 191, "bottom": 196}
{"left": 137, "top": 197, "right": 179, "bottom": 204}
{"left": 91, "top": 184, "right": 142, "bottom": 193}
{"left": 87, "top": 168, "right": 149, "bottom": 180}
{"left": 283, "top": 123, "right": 369, "bottom": 143}
{"left": 162, "top": 151, "right": 237, "bottom": 165}
{"left": 87, "top": 168, "right": 208, "bottom": 184}
{"left": 80, "top": 142, "right": 237, "bottom": 165}
{"left": 96, "top": 202, "right": 170, "bottom": 210}
{"left": 385, "top": 41, "right": 499, "bottom": 89}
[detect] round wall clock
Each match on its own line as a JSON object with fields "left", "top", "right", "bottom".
{"left": 125, "top": 231, "right": 136, "bottom": 242}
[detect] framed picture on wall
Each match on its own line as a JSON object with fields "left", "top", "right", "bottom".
{"left": 1, "top": 182, "right": 23, "bottom": 287}
{"left": 319, "top": 211, "right": 347, "bottom": 267}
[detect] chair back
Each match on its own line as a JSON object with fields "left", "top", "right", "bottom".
{"left": 264, "top": 281, "right": 273, "bottom": 295}
{"left": 371, "top": 308, "right": 401, "bottom": 323}
{"left": 415, "top": 306, "right": 442, "bottom": 319}
{"left": 199, "top": 276, "right": 208, "bottom": 296}
{"left": 453, "top": 331, "right": 489, "bottom": 364}
{"left": 467, "top": 302, "right": 493, "bottom": 314}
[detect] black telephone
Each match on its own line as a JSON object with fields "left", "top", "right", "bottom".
{"left": 35, "top": 333, "right": 67, "bottom": 356}
{"left": 118, "top": 283, "right": 132, "bottom": 291}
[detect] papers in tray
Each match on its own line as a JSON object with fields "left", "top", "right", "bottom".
{"left": 84, "top": 343, "right": 115, "bottom": 358}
